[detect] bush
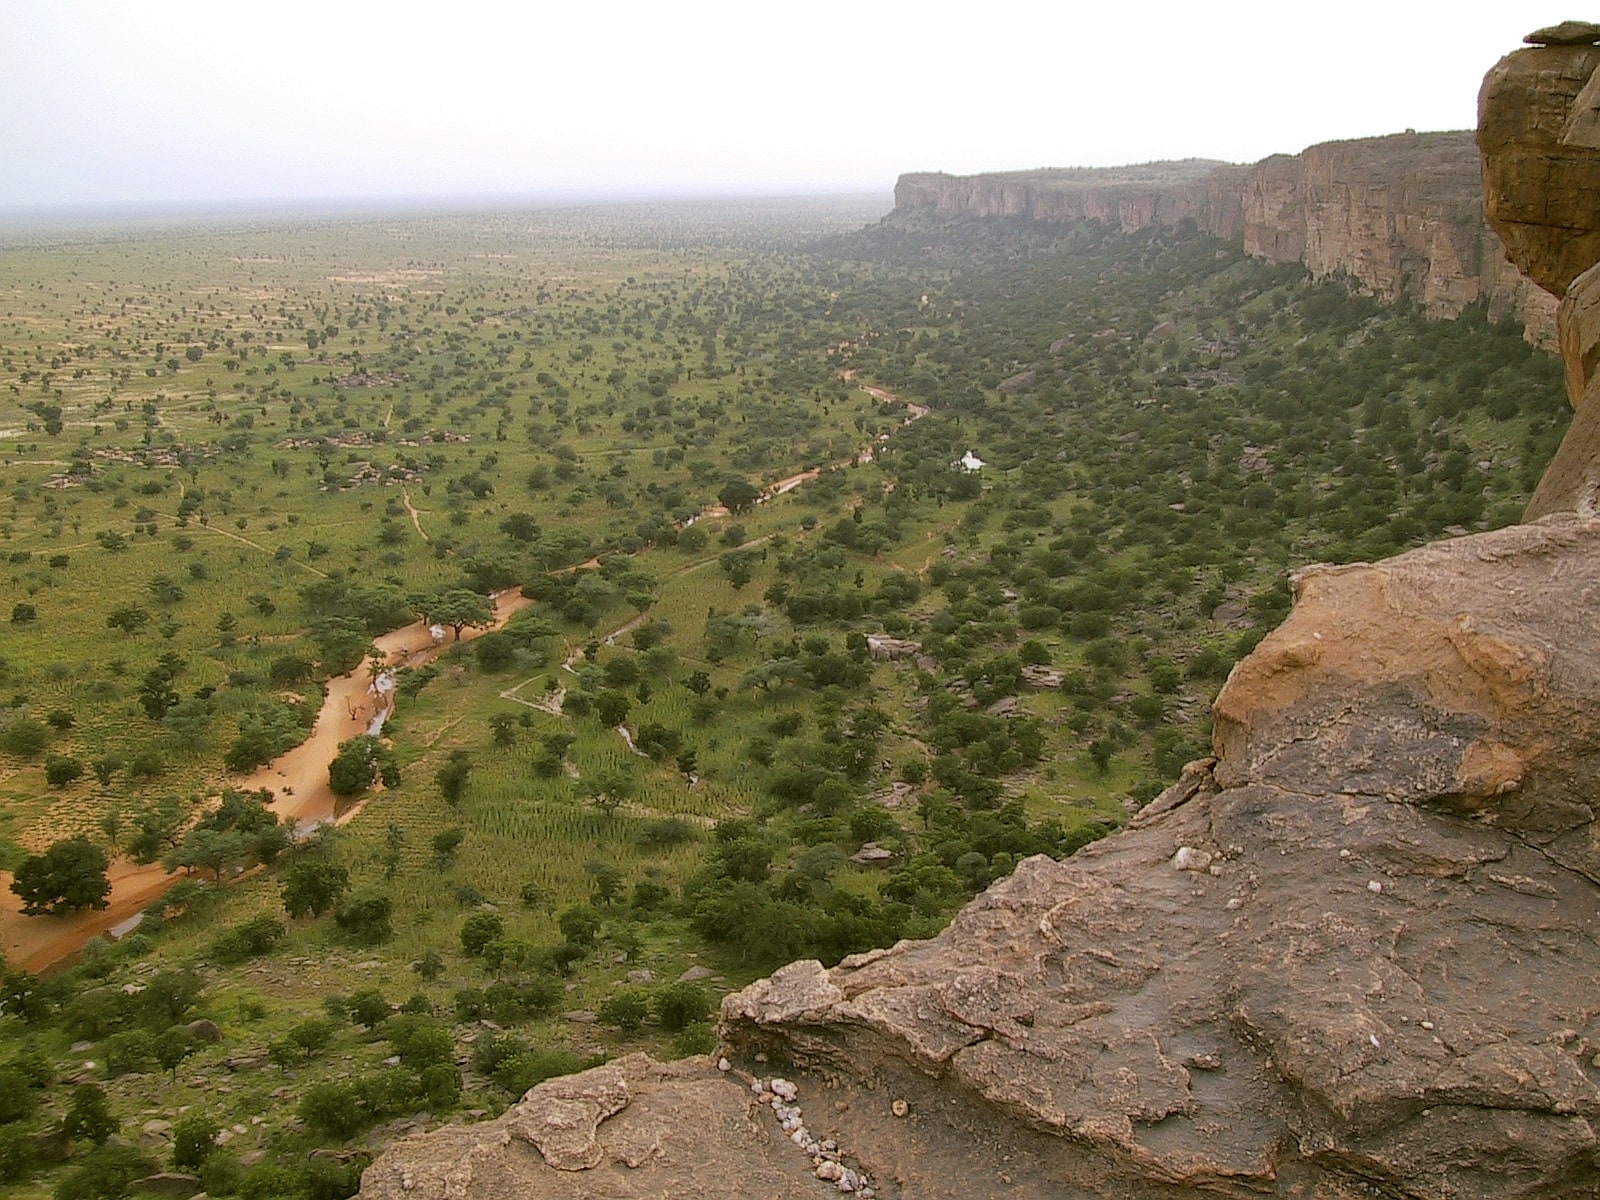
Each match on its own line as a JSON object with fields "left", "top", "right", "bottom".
{"left": 199, "top": 1148, "right": 243, "bottom": 1197}
{"left": 460, "top": 912, "right": 504, "bottom": 957}
{"left": 0, "top": 1065, "right": 40, "bottom": 1122}
{"left": 100, "top": 1029, "right": 154, "bottom": 1076}
{"left": 556, "top": 905, "right": 600, "bottom": 948}
{"left": 288, "top": 1017, "right": 336, "bottom": 1059}
{"left": 654, "top": 983, "right": 709, "bottom": 1032}
{"left": 0, "top": 716, "right": 50, "bottom": 757}
{"left": 52, "top": 1143, "right": 156, "bottom": 1200}
{"left": 333, "top": 891, "right": 393, "bottom": 944}
{"left": 671, "top": 1021, "right": 717, "bottom": 1056}
{"left": 596, "top": 988, "right": 649, "bottom": 1033}
{"left": 0, "top": 1123, "right": 36, "bottom": 1184}
{"left": 348, "top": 988, "right": 391, "bottom": 1028}
{"left": 490, "top": 1046, "right": 587, "bottom": 1097}
{"left": 418, "top": 1063, "right": 462, "bottom": 1110}
{"left": 299, "top": 1081, "right": 366, "bottom": 1140}
{"left": 62, "top": 1083, "right": 118, "bottom": 1145}
{"left": 281, "top": 858, "right": 350, "bottom": 919}
{"left": 211, "top": 913, "right": 286, "bottom": 962}
{"left": 386, "top": 1014, "right": 453, "bottom": 1069}
{"left": 171, "top": 1114, "right": 220, "bottom": 1171}
{"left": 43, "top": 755, "right": 82, "bottom": 793}
{"left": 237, "top": 1163, "right": 305, "bottom": 1200}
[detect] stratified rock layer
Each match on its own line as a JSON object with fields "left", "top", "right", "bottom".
{"left": 895, "top": 133, "right": 1557, "bottom": 344}
{"left": 1479, "top": 35, "right": 1600, "bottom": 520}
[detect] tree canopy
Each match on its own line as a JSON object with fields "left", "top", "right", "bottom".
{"left": 411, "top": 587, "right": 495, "bottom": 640}
{"left": 11, "top": 838, "right": 111, "bottom": 916}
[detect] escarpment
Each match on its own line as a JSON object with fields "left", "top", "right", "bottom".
{"left": 360, "top": 27, "right": 1600, "bottom": 1200}
{"left": 1481, "top": 21, "right": 1600, "bottom": 519}
{"left": 897, "top": 132, "right": 1557, "bottom": 346}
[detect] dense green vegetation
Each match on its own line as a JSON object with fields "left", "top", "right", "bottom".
{"left": 0, "top": 200, "right": 1564, "bottom": 1199}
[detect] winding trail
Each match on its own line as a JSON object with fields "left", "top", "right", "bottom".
{"left": 0, "top": 590, "right": 531, "bottom": 973}
{"left": 401, "top": 488, "right": 430, "bottom": 542}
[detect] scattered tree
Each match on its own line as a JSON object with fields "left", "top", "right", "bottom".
{"left": 10, "top": 838, "right": 110, "bottom": 915}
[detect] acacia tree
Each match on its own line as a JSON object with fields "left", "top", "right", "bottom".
{"left": 328, "top": 735, "right": 397, "bottom": 797}
{"left": 582, "top": 769, "right": 634, "bottom": 819}
{"left": 718, "top": 477, "right": 761, "bottom": 514}
{"left": 11, "top": 838, "right": 111, "bottom": 915}
{"left": 411, "top": 587, "right": 495, "bottom": 640}
{"left": 282, "top": 859, "right": 351, "bottom": 919}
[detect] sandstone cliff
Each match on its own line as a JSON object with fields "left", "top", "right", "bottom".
{"left": 360, "top": 27, "right": 1600, "bottom": 1200}
{"left": 1480, "top": 22, "right": 1600, "bottom": 518}
{"left": 896, "top": 133, "right": 1558, "bottom": 345}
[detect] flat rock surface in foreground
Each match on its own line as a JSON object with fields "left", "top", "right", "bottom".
{"left": 358, "top": 1053, "right": 840, "bottom": 1199}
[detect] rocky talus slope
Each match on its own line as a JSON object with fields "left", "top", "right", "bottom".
{"left": 360, "top": 27, "right": 1600, "bottom": 1200}
{"left": 896, "top": 134, "right": 1557, "bottom": 347}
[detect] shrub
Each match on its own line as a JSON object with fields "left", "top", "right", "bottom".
{"left": 62, "top": 1083, "right": 118, "bottom": 1145}
{"left": 0, "top": 716, "right": 50, "bottom": 757}
{"left": 171, "top": 1114, "right": 220, "bottom": 1171}
{"left": 0, "top": 1123, "right": 36, "bottom": 1184}
{"left": 299, "top": 1081, "right": 365, "bottom": 1140}
{"left": 418, "top": 1063, "right": 462, "bottom": 1110}
{"left": 386, "top": 1014, "right": 453, "bottom": 1070}
{"left": 0, "top": 1066, "right": 39, "bottom": 1123}
{"left": 281, "top": 858, "right": 350, "bottom": 919}
{"left": 556, "top": 905, "right": 600, "bottom": 948}
{"left": 211, "top": 913, "right": 286, "bottom": 962}
{"left": 333, "top": 892, "right": 393, "bottom": 944}
{"left": 100, "top": 1029, "right": 154, "bottom": 1076}
{"left": 491, "top": 1046, "right": 586, "bottom": 1097}
{"left": 597, "top": 988, "right": 649, "bottom": 1033}
{"left": 654, "top": 983, "right": 709, "bottom": 1032}
{"left": 199, "top": 1148, "right": 242, "bottom": 1197}
{"left": 460, "top": 912, "right": 504, "bottom": 957}
{"left": 671, "top": 1021, "right": 717, "bottom": 1056}
{"left": 52, "top": 1143, "right": 156, "bottom": 1200}
{"left": 347, "top": 988, "right": 391, "bottom": 1029}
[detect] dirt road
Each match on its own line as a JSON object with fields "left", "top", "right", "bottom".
{"left": 0, "top": 590, "right": 531, "bottom": 974}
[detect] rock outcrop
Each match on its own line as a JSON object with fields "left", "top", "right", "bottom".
{"left": 896, "top": 133, "right": 1558, "bottom": 346}
{"left": 1480, "top": 22, "right": 1600, "bottom": 519}
{"left": 361, "top": 29, "right": 1600, "bottom": 1200}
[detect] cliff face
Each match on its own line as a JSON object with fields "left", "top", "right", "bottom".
{"left": 1480, "top": 23, "right": 1600, "bottom": 519}
{"left": 896, "top": 133, "right": 1558, "bottom": 344}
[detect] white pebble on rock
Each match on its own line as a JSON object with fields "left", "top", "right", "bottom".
{"left": 1172, "top": 846, "right": 1214, "bottom": 872}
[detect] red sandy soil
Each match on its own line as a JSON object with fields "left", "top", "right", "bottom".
{"left": 0, "top": 590, "right": 532, "bottom": 974}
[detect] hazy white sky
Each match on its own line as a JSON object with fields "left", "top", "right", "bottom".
{"left": 0, "top": 2, "right": 1573, "bottom": 209}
